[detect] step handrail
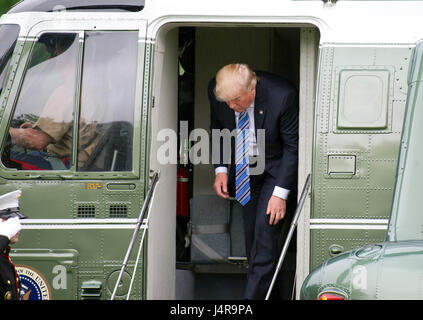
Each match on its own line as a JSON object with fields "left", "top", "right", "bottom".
{"left": 111, "top": 171, "right": 160, "bottom": 300}
{"left": 265, "top": 173, "right": 311, "bottom": 300}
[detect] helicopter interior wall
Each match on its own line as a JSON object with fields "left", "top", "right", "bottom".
{"left": 148, "top": 24, "right": 302, "bottom": 299}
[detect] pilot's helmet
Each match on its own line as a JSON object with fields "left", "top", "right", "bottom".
{"left": 0, "top": 190, "right": 27, "bottom": 220}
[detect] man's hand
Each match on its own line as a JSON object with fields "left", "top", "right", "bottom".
{"left": 19, "top": 122, "right": 34, "bottom": 129}
{"left": 266, "top": 195, "right": 286, "bottom": 225}
{"left": 9, "top": 126, "right": 52, "bottom": 150}
{"left": 214, "top": 172, "right": 229, "bottom": 199}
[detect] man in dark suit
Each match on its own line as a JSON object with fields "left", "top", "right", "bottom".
{"left": 208, "top": 64, "right": 298, "bottom": 299}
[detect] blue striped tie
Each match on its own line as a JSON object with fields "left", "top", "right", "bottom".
{"left": 235, "top": 111, "right": 251, "bottom": 206}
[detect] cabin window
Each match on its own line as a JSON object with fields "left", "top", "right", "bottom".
{"left": 77, "top": 31, "right": 137, "bottom": 172}
{"left": 5, "top": 32, "right": 79, "bottom": 170}
{"left": 0, "top": 25, "right": 20, "bottom": 98}
{"left": 3, "top": 31, "right": 137, "bottom": 172}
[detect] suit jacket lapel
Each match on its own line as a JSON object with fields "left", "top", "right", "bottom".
{"left": 254, "top": 80, "right": 266, "bottom": 132}
{"left": 229, "top": 109, "right": 236, "bottom": 130}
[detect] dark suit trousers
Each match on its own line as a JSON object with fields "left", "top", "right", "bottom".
{"left": 242, "top": 172, "right": 293, "bottom": 300}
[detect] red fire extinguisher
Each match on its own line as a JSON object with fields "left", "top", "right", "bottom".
{"left": 176, "top": 166, "right": 189, "bottom": 218}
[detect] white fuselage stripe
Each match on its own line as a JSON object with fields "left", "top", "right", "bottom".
{"left": 309, "top": 218, "right": 389, "bottom": 230}
{"left": 21, "top": 224, "right": 144, "bottom": 230}
{"left": 310, "top": 224, "right": 388, "bottom": 230}
{"left": 310, "top": 218, "right": 389, "bottom": 224}
{"left": 20, "top": 218, "right": 144, "bottom": 230}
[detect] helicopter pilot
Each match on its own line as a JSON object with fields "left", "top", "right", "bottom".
{"left": 7, "top": 34, "right": 101, "bottom": 170}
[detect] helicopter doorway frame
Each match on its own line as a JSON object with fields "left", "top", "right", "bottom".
{"left": 147, "top": 22, "right": 319, "bottom": 299}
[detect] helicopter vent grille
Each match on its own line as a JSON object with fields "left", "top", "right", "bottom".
{"left": 77, "top": 204, "right": 96, "bottom": 218}
{"left": 109, "top": 204, "right": 128, "bottom": 218}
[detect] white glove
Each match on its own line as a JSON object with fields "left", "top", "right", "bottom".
{"left": 0, "top": 217, "right": 22, "bottom": 240}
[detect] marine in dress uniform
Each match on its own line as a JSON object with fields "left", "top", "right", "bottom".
{"left": 0, "top": 190, "right": 27, "bottom": 300}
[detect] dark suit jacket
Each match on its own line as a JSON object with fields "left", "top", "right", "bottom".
{"left": 208, "top": 71, "right": 299, "bottom": 196}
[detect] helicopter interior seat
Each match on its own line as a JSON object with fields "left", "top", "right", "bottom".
{"left": 190, "top": 194, "right": 246, "bottom": 267}
{"left": 79, "top": 121, "right": 133, "bottom": 172}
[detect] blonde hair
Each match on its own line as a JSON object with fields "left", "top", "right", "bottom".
{"left": 214, "top": 64, "right": 258, "bottom": 102}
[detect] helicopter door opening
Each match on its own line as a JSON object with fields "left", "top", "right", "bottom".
{"left": 148, "top": 24, "right": 318, "bottom": 300}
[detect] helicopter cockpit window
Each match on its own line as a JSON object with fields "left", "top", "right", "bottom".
{"left": 0, "top": 25, "right": 20, "bottom": 98}
{"left": 77, "top": 31, "right": 137, "bottom": 172}
{"left": 4, "top": 32, "right": 79, "bottom": 170}
{"left": 2, "top": 30, "right": 137, "bottom": 172}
